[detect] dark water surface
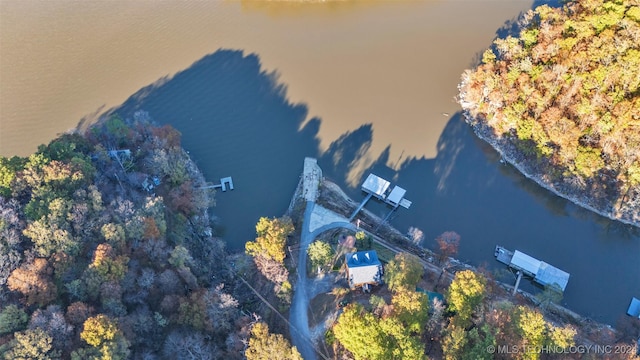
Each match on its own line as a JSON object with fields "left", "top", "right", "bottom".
{"left": 113, "top": 49, "right": 639, "bottom": 326}
{"left": 1, "top": 1, "right": 638, "bottom": 325}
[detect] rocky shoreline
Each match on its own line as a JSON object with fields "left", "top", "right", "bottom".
{"left": 459, "top": 108, "right": 640, "bottom": 228}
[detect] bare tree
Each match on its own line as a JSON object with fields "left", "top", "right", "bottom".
{"left": 163, "top": 329, "right": 218, "bottom": 360}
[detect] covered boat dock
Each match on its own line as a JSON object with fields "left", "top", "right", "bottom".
{"left": 495, "top": 246, "right": 570, "bottom": 295}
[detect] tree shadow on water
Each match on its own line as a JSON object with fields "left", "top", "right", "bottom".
{"left": 110, "top": 49, "right": 323, "bottom": 250}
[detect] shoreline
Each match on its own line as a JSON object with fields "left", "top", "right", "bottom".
{"left": 458, "top": 78, "right": 640, "bottom": 228}
{"left": 465, "top": 114, "right": 640, "bottom": 228}
{"left": 313, "top": 177, "right": 618, "bottom": 331}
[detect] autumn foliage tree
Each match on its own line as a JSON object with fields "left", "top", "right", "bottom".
{"left": 245, "top": 216, "right": 294, "bottom": 264}
{"left": 245, "top": 322, "right": 302, "bottom": 360}
{"left": 459, "top": 0, "right": 640, "bottom": 224}
{"left": 384, "top": 252, "right": 424, "bottom": 292}
{"left": 0, "top": 115, "right": 244, "bottom": 358}
{"left": 435, "top": 231, "right": 460, "bottom": 265}
{"left": 80, "top": 314, "right": 130, "bottom": 360}
{"left": 7, "top": 258, "right": 57, "bottom": 307}
{"left": 3, "top": 328, "right": 60, "bottom": 360}
{"left": 447, "top": 270, "right": 486, "bottom": 327}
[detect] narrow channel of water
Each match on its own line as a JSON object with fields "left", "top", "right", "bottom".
{"left": 2, "top": 0, "right": 637, "bottom": 325}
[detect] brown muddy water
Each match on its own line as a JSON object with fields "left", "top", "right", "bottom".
{"left": 1, "top": 0, "right": 638, "bottom": 325}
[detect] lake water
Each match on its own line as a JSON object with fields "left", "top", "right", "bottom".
{"left": 1, "top": 0, "right": 638, "bottom": 325}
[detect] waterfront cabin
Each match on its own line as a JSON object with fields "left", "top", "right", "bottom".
{"left": 345, "top": 250, "right": 383, "bottom": 291}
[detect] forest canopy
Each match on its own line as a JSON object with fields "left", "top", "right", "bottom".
{"left": 458, "top": 0, "right": 640, "bottom": 225}
{"left": 0, "top": 113, "right": 268, "bottom": 359}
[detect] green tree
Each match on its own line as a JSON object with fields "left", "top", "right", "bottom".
{"left": 384, "top": 252, "right": 424, "bottom": 292}
{"left": 378, "top": 317, "right": 425, "bottom": 360}
{"left": 463, "top": 325, "right": 496, "bottom": 360}
{"left": 391, "top": 287, "right": 429, "bottom": 334}
{"left": 0, "top": 156, "right": 23, "bottom": 197}
{"left": 447, "top": 270, "right": 486, "bottom": 327}
{"left": 245, "top": 322, "right": 302, "bottom": 360}
{"left": 0, "top": 304, "right": 28, "bottom": 335}
{"left": 535, "top": 284, "right": 563, "bottom": 309}
{"left": 333, "top": 304, "right": 390, "bottom": 360}
{"left": 3, "top": 328, "right": 60, "bottom": 360}
{"left": 245, "top": 217, "right": 294, "bottom": 264}
{"left": 354, "top": 231, "right": 372, "bottom": 250}
{"left": 168, "top": 245, "right": 193, "bottom": 269}
{"left": 514, "top": 306, "right": 546, "bottom": 360}
{"left": 441, "top": 324, "right": 467, "bottom": 360}
{"left": 307, "top": 240, "right": 334, "bottom": 272}
{"left": 176, "top": 292, "right": 208, "bottom": 331}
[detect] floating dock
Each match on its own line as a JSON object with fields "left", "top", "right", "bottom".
{"left": 199, "top": 177, "right": 234, "bottom": 192}
{"left": 495, "top": 245, "right": 570, "bottom": 292}
{"left": 218, "top": 177, "right": 234, "bottom": 191}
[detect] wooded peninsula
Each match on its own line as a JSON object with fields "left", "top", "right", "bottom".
{"left": 459, "top": 0, "right": 640, "bottom": 226}
{"left": 0, "top": 113, "right": 300, "bottom": 359}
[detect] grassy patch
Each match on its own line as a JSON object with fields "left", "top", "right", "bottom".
{"left": 372, "top": 243, "right": 396, "bottom": 263}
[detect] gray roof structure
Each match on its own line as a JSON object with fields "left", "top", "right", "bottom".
{"left": 361, "top": 174, "right": 390, "bottom": 200}
{"left": 511, "top": 251, "right": 543, "bottom": 277}
{"left": 536, "top": 262, "right": 570, "bottom": 291}
{"left": 495, "top": 246, "right": 570, "bottom": 292}
{"left": 385, "top": 186, "right": 407, "bottom": 207}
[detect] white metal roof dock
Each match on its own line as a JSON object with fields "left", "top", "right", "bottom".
{"left": 495, "top": 246, "right": 570, "bottom": 292}
{"left": 385, "top": 186, "right": 406, "bottom": 207}
{"left": 361, "top": 173, "right": 390, "bottom": 200}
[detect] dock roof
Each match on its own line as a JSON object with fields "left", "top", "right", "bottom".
{"left": 361, "top": 174, "right": 390, "bottom": 199}
{"left": 628, "top": 297, "right": 640, "bottom": 318}
{"left": 535, "top": 262, "right": 570, "bottom": 291}
{"left": 495, "top": 246, "right": 570, "bottom": 292}
{"left": 511, "top": 250, "right": 542, "bottom": 276}
{"left": 386, "top": 186, "right": 406, "bottom": 206}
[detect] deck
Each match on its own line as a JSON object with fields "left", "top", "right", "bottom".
{"left": 495, "top": 245, "right": 513, "bottom": 265}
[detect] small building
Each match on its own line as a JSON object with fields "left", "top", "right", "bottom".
{"left": 628, "top": 297, "right": 640, "bottom": 318}
{"left": 345, "top": 250, "right": 383, "bottom": 291}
